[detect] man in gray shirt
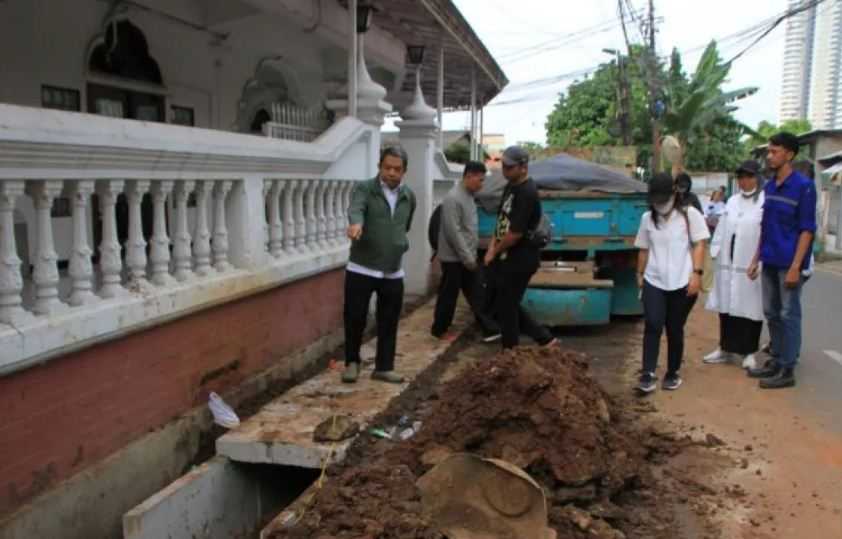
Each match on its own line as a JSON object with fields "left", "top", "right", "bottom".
{"left": 431, "top": 161, "right": 500, "bottom": 340}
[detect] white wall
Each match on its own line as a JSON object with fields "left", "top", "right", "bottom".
{"left": 0, "top": 0, "right": 407, "bottom": 132}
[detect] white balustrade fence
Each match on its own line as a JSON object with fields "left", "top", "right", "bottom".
{"left": 0, "top": 103, "right": 378, "bottom": 375}
{"left": 0, "top": 178, "right": 355, "bottom": 326}
{"left": 264, "top": 103, "right": 332, "bottom": 142}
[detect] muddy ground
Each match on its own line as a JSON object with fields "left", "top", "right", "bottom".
{"left": 268, "top": 330, "right": 734, "bottom": 539}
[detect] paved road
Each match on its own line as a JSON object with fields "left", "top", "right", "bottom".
{"left": 792, "top": 267, "right": 842, "bottom": 433}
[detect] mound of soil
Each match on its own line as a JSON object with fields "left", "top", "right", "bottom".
{"left": 272, "top": 347, "right": 688, "bottom": 539}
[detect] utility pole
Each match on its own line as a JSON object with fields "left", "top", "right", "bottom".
{"left": 603, "top": 47, "right": 631, "bottom": 146}
{"left": 647, "top": 0, "right": 661, "bottom": 174}
{"left": 618, "top": 54, "right": 631, "bottom": 146}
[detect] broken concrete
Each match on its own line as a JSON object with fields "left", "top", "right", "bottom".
{"left": 216, "top": 300, "right": 469, "bottom": 469}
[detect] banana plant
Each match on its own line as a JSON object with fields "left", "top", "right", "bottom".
{"left": 662, "top": 41, "right": 757, "bottom": 174}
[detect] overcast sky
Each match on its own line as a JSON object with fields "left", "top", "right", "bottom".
{"left": 396, "top": 0, "right": 789, "bottom": 145}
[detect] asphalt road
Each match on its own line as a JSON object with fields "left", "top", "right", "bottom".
{"left": 791, "top": 267, "right": 842, "bottom": 433}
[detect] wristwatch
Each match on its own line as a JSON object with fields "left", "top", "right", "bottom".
{"left": 693, "top": 268, "right": 704, "bottom": 275}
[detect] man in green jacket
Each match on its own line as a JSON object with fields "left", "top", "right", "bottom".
{"left": 342, "top": 146, "right": 417, "bottom": 384}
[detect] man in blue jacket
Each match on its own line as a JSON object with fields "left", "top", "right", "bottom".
{"left": 747, "top": 132, "right": 817, "bottom": 389}
{"left": 342, "top": 147, "right": 416, "bottom": 384}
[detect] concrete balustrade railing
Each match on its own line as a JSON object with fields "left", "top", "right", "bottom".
{"left": 0, "top": 104, "right": 378, "bottom": 376}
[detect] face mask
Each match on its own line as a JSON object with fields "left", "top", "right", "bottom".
{"left": 741, "top": 188, "right": 757, "bottom": 197}
{"left": 654, "top": 198, "right": 674, "bottom": 216}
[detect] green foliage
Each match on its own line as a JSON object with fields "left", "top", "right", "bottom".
{"left": 444, "top": 141, "right": 490, "bottom": 164}
{"left": 444, "top": 141, "right": 471, "bottom": 164}
{"left": 545, "top": 41, "right": 759, "bottom": 172}
{"left": 743, "top": 119, "right": 812, "bottom": 153}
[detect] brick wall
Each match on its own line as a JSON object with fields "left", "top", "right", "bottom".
{"left": 0, "top": 269, "right": 344, "bottom": 518}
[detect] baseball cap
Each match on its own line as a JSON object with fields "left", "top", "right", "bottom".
{"left": 501, "top": 146, "right": 529, "bottom": 167}
{"left": 648, "top": 172, "right": 675, "bottom": 205}
{"left": 735, "top": 160, "right": 760, "bottom": 176}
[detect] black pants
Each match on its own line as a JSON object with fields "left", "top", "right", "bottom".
{"left": 719, "top": 313, "right": 762, "bottom": 356}
{"left": 432, "top": 262, "right": 500, "bottom": 336}
{"left": 641, "top": 280, "right": 697, "bottom": 376}
{"left": 490, "top": 262, "right": 553, "bottom": 349}
{"left": 344, "top": 271, "right": 403, "bottom": 371}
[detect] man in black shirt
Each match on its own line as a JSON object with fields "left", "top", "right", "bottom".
{"left": 483, "top": 146, "right": 558, "bottom": 349}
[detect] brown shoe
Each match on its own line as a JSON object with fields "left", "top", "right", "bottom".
{"left": 371, "top": 370, "right": 405, "bottom": 384}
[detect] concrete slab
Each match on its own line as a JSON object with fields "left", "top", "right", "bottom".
{"left": 216, "top": 298, "right": 470, "bottom": 468}
{"left": 124, "top": 457, "right": 263, "bottom": 539}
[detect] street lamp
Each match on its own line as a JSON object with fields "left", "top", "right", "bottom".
{"left": 356, "top": 2, "right": 376, "bottom": 33}
{"left": 407, "top": 45, "right": 426, "bottom": 65}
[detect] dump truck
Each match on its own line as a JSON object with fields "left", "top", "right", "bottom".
{"left": 477, "top": 153, "right": 648, "bottom": 326}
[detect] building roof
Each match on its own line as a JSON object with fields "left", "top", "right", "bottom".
{"left": 752, "top": 128, "right": 842, "bottom": 154}
{"left": 818, "top": 150, "right": 842, "bottom": 165}
{"left": 365, "top": 0, "right": 508, "bottom": 109}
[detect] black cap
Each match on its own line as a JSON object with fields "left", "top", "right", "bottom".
{"left": 501, "top": 146, "right": 529, "bottom": 167}
{"left": 768, "top": 132, "right": 799, "bottom": 155}
{"left": 735, "top": 160, "right": 760, "bottom": 177}
{"left": 648, "top": 172, "right": 675, "bottom": 205}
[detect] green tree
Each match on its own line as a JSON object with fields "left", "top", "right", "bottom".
{"left": 545, "top": 43, "right": 756, "bottom": 173}
{"left": 743, "top": 119, "right": 812, "bottom": 153}
{"left": 444, "top": 141, "right": 489, "bottom": 164}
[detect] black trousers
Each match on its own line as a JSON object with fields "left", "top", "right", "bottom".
{"left": 431, "top": 262, "right": 500, "bottom": 336}
{"left": 344, "top": 270, "right": 403, "bottom": 371}
{"left": 490, "top": 262, "right": 552, "bottom": 349}
{"left": 641, "top": 280, "right": 697, "bottom": 376}
{"left": 719, "top": 313, "right": 762, "bottom": 356}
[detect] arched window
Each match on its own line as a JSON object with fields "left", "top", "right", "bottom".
{"left": 89, "top": 20, "right": 163, "bottom": 84}
{"left": 250, "top": 109, "right": 271, "bottom": 134}
{"left": 86, "top": 20, "right": 165, "bottom": 122}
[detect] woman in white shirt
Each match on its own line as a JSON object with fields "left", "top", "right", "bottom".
{"left": 704, "top": 161, "right": 765, "bottom": 370}
{"left": 634, "top": 173, "right": 710, "bottom": 393}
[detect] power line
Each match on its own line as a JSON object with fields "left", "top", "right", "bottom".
{"left": 725, "top": 0, "right": 828, "bottom": 64}
{"left": 495, "top": 11, "right": 643, "bottom": 64}
{"left": 493, "top": 0, "right": 822, "bottom": 102}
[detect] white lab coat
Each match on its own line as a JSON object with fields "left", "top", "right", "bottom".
{"left": 705, "top": 192, "right": 764, "bottom": 321}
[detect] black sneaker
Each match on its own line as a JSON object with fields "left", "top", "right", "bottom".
{"left": 662, "top": 372, "right": 683, "bottom": 391}
{"left": 636, "top": 372, "right": 657, "bottom": 394}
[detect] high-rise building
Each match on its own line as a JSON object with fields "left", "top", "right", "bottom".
{"left": 779, "top": 0, "right": 842, "bottom": 129}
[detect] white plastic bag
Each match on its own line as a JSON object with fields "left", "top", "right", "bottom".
{"left": 208, "top": 392, "right": 240, "bottom": 429}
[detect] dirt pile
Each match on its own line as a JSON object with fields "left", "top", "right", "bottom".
{"left": 272, "top": 347, "right": 681, "bottom": 539}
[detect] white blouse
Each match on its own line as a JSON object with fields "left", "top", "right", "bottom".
{"left": 634, "top": 207, "right": 710, "bottom": 291}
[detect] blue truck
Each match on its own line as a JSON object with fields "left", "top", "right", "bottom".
{"left": 477, "top": 153, "right": 648, "bottom": 326}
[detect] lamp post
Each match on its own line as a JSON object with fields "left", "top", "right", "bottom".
{"left": 407, "top": 44, "right": 426, "bottom": 99}
{"left": 348, "top": 2, "right": 376, "bottom": 118}
{"left": 602, "top": 48, "right": 630, "bottom": 146}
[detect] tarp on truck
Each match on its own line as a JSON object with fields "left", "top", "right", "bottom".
{"left": 477, "top": 152, "right": 647, "bottom": 212}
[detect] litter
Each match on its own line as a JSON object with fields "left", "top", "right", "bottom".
{"left": 208, "top": 392, "right": 240, "bottom": 429}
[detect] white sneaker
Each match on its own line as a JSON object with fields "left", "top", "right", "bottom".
{"left": 703, "top": 348, "right": 729, "bottom": 364}
{"left": 741, "top": 354, "right": 757, "bottom": 370}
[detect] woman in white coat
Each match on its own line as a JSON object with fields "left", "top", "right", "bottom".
{"left": 704, "top": 161, "right": 765, "bottom": 370}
